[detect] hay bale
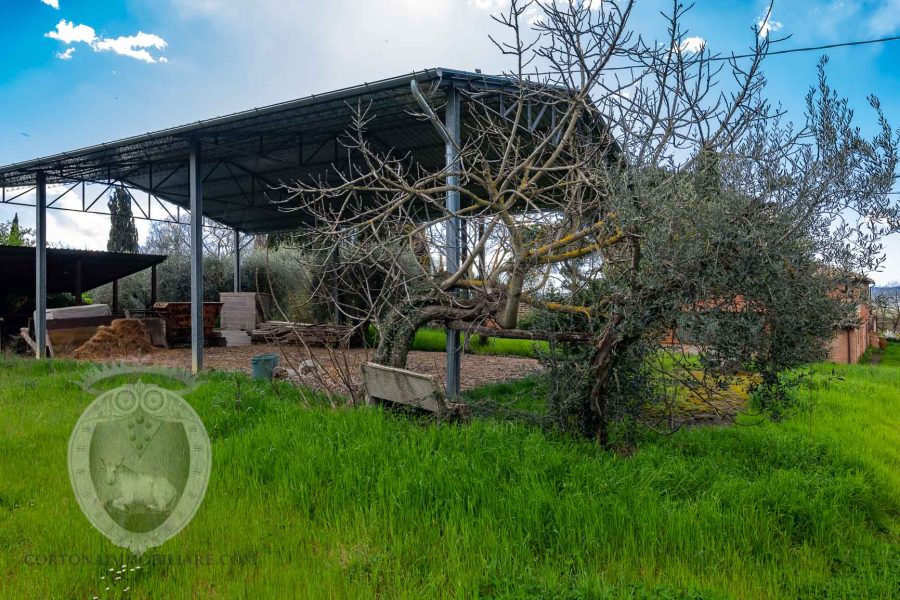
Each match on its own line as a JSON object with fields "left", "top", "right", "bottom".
{"left": 73, "top": 319, "right": 153, "bottom": 360}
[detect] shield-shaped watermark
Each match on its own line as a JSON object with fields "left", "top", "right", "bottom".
{"left": 68, "top": 366, "right": 212, "bottom": 556}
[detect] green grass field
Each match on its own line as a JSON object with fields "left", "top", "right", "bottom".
{"left": 410, "top": 327, "right": 547, "bottom": 358}
{"left": 363, "top": 325, "right": 544, "bottom": 358}
{"left": 877, "top": 341, "right": 900, "bottom": 368}
{"left": 0, "top": 349, "right": 898, "bottom": 599}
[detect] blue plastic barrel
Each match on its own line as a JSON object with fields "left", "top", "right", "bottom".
{"left": 251, "top": 353, "right": 279, "bottom": 380}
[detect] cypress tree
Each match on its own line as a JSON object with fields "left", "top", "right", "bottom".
{"left": 107, "top": 186, "right": 140, "bottom": 253}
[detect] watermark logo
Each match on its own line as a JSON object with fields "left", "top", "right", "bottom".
{"left": 68, "top": 366, "right": 212, "bottom": 556}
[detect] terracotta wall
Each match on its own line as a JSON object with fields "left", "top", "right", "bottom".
{"left": 870, "top": 329, "right": 881, "bottom": 348}
{"left": 829, "top": 330, "right": 851, "bottom": 364}
{"left": 827, "top": 304, "right": 873, "bottom": 364}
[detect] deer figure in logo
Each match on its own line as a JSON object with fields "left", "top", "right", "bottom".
{"left": 100, "top": 457, "right": 178, "bottom": 513}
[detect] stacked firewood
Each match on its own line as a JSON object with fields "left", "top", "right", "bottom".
{"left": 250, "top": 321, "right": 354, "bottom": 346}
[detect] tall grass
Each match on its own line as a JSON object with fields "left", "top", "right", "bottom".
{"left": 878, "top": 339, "right": 900, "bottom": 367}
{"left": 0, "top": 356, "right": 897, "bottom": 599}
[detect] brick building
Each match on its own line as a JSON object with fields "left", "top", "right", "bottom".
{"left": 662, "top": 275, "right": 879, "bottom": 364}
{"left": 827, "top": 301, "right": 879, "bottom": 364}
{"left": 826, "top": 276, "right": 879, "bottom": 364}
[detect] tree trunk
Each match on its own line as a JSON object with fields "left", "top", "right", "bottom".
{"left": 372, "top": 308, "right": 427, "bottom": 368}
{"left": 372, "top": 297, "right": 497, "bottom": 369}
{"left": 497, "top": 265, "right": 526, "bottom": 329}
{"left": 588, "top": 313, "right": 625, "bottom": 448}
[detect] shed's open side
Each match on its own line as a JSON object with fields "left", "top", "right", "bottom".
{"left": 0, "top": 68, "right": 542, "bottom": 397}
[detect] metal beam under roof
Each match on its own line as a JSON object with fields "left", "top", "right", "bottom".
{"left": 0, "top": 68, "right": 529, "bottom": 234}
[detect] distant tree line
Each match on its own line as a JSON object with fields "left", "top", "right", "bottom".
{"left": 91, "top": 215, "right": 332, "bottom": 324}
{"left": 874, "top": 285, "right": 900, "bottom": 336}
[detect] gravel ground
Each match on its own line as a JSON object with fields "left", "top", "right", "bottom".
{"left": 113, "top": 344, "right": 540, "bottom": 394}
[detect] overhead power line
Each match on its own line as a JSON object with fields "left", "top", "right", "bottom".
{"left": 715, "top": 33, "right": 900, "bottom": 61}
{"left": 515, "top": 33, "right": 900, "bottom": 75}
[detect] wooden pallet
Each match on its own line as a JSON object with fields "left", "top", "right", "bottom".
{"left": 361, "top": 362, "right": 447, "bottom": 414}
{"left": 250, "top": 321, "right": 353, "bottom": 346}
{"left": 360, "top": 362, "right": 468, "bottom": 418}
{"left": 219, "top": 292, "right": 273, "bottom": 331}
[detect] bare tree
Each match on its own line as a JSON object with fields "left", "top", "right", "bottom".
{"left": 275, "top": 1, "right": 900, "bottom": 444}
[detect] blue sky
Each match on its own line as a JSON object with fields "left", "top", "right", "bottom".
{"left": 2, "top": 0, "right": 900, "bottom": 283}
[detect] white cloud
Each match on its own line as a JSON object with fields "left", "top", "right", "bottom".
{"left": 45, "top": 20, "right": 168, "bottom": 64}
{"left": 41, "top": 0, "right": 60, "bottom": 8}
{"left": 471, "top": 0, "right": 602, "bottom": 13}
{"left": 868, "top": 0, "right": 900, "bottom": 34}
{"left": 807, "top": 1, "right": 861, "bottom": 39}
{"left": 94, "top": 32, "right": 168, "bottom": 63}
{"left": 469, "top": 0, "right": 544, "bottom": 25}
{"left": 470, "top": 0, "right": 506, "bottom": 11}
{"left": 56, "top": 47, "right": 75, "bottom": 60}
{"left": 46, "top": 20, "right": 96, "bottom": 45}
{"left": 757, "top": 10, "right": 783, "bottom": 38}
{"left": 679, "top": 36, "right": 706, "bottom": 54}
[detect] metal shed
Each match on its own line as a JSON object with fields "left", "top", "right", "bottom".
{"left": 0, "top": 68, "right": 540, "bottom": 397}
{"left": 0, "top": 245, "right": 165, "bottom": 299}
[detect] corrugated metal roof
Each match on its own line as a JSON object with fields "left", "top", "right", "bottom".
{"left": 0, "top": 68, "right": 530, "bottom": 234}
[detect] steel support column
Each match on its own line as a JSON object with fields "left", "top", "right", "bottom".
{"left": 233, "top": 228, "right": 241, "bottom": 292}
{"left": 73, "top": 258, "right": 83, "bottom": 305}
{"left": 35, "top": 171, "right": 47, "bottom": 359}
{"left": 477, "top": 220, "right": 486, "bottom": 280}
{"left": 332, "top": 242, "right": 342, "bottom": 327}
{"left": 189, "top": 142, "right": 204, "bottom": 374}
{"left": 150, "top": 264, "right": 158, "bottom": 307}
{"left": 444, "top": 86, "right": 462, "bottom": 399}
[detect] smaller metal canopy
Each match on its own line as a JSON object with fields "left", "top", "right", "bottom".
{"left": 0, "top": 245, "right": 165, "bottom": 297}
